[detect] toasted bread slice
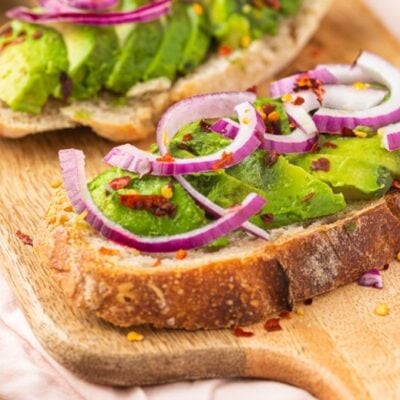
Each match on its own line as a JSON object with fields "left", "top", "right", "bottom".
{"left": 0, "top": 0, "right": 332, "bottom": 142}
{"left": 35, "top": 189, "right": 400, "bottom": 330}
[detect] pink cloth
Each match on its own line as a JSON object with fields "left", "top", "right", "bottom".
{"left": 0, "top": 273, "right": 314, "bottom": 400}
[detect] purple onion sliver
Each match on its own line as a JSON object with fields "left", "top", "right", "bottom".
{"left": 358, "top": 268, "right": 383, "bottom": 289}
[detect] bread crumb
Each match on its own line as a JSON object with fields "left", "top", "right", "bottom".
{"left": 127, "top": 331, "right": 144, "bottom": 342}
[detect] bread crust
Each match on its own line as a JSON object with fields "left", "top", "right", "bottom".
{"left": 35, "top": 190, "right": 400, "bottom": 330}
{"left": 0, "top": 0, "right": 332, "bottom": 141}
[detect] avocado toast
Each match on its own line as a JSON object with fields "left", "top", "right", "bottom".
{"left": 0, "top": 0, "right": 332, "bottom": 141}
{"left": 35, "top": 52, "right": 400, "bottom": 329}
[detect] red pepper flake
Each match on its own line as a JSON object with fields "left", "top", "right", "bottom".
{"left": 311, "top": 157, "right": 330, "bottom": 172}
{"left": 383, "top": 264, "right": 389, "bottom": 271}
{"left": 279, "top": 311, "right": 291, "bottom": 319}
{"left": 304, "top": 298, "right": 313, "bottom": 305}
{"left": 212, "top": 151, "right": 234, "bottom": 170}
{"left": 32, "top": 31, "right": 43, "bottom": 40}
{"left": 182, "top": 133, "right": 193, "bottom": 142}
{"left": 392, "top": 180, "right": 400, "bottom": 190}
{"left": 109, "top": 176, "right": 132, "bottom": 190}
{"left": 264, "top": 318, "right": 282, "bottom": 332}
{"left": 264, "top": 0, "right": 281, "bottom": 10}
{"left": 60, "top": 72, "right": 73, "bottom": 100}
{"left": 342, "top": 127, "right": 355, "bottom": 137}
{"left": 265, "top": 150, "right": 279, "bottom": 166}
{"left": 292, "top": 96, "right": 305, "bottom": 106}
{"left": 294, "top": 75, "right": 325, "bottom": 104}
{"left": 218, "top": 44, "right": 233, "bottom": 57}
{"left": 16, "top": 230, "right": 33, "bottom": 246}
{"left": 322, "top": 141, "right": 338, "bottom": 149}
{"left": 152, "top": 258, "right": 162, "bottom": 267}
{"left": 246, "top": 86, "right": 257, "bottom": 94}
{"left": 310, "top": 142, "right": 320, "bottom": 153}
{"left": 199, "top": 120, "right": 212, "bottom": 132}
{"left": 262, "top": 104, "right": 276, "bottom": 116}
{"left": 233, "top": 326, "right": 254, "bottom": 337}
{"left": 119, "top": 194, "right": 177, "bottom": 218}
{"left": 176, "top": 249, "right": 188, "bottom": 260}
{"left": 156, "top": 152, "right": 175, "bottom": 163}
{"left": 302, "top": 192, "right": 316, "bottom": 203}
{"left": 261, "top": 213, "right": 274, "bottom": 224}
{"left": 0, "top": 24, "right": 13, "bottom": 38}
{"left": 99, "top": 247, "right": 119, "bottom": 256}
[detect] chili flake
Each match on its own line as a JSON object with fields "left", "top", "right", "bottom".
{"left": 199, "top": 120, "right": 212, "bottom": 132}
{"left": 233, "top": 326, "right": 254, "bottom": 337}
{"left": 32, "top": 31, "right": 43, "bottom": 40}
{"left": 294, "top": 75, "right": 325, "bottom": 103}
{"left": 152, "top": 258, "right": 162, "bottom": 267}
{"left": 16, "top": 230, "right": 33, "bottom": 246}
{"left": 212, "top": 151, "right": 234, "bottom": 170}
{"left": 302, "top": 192, "right": 315, "bottom": 203}
{"left": 264, "top": 0, "right": 281, "bottom": 10}
{"left": 292, "top": 96, "right": 305, "bottom": 106}
{"left": 119, "top": 194, "right": 177, "bottom": 217}
{"left": 246, "top": 86, "right": 257, "bottom": 94}
{"left": 156, "top": 152, "right": 175, "bottom": 162}
{"left": 176, "top": 249, "right": 187, "bottom": 260}
{"left": 342, "top": 127, "right": 355, "bottom": 137}
{"left": 265, "top": 150, "right": 280, "bottom": 166}
{"left": 322, "top": 141, "right": 338, "bottom": 149}
{"left": 109, "top": 176, "right": 132, "bottom": 190}
{"left": 192, "top": 2, "right": 203, "bottom": 15}
{"left": 261, "top": 213, "right": 274, "bottom": 224}
{"left": 0, "top": 24, "right": 12, "bottom": 38}
{"left": 264, "top": 318, "right": 282, "bottom": 332}
{"left": 60, "top": 72, "right": 73, "bottom": 100}
{"left": 182, "top": 133, "right": 192, "bottom": 142}
{"left": 391, "top": 180, "right": 400, "bottom": 190}
{"left": 311, "top": 157, "right": 330, "bottom": 172}
{"left": 99, "top": 247, "right": 119, "bottom": 256}
{"left": 304, "top": 298, "right": 313, "bottom": 306}
{"left": 218, "top": 44, "right": 233, "bottom": 57}
{"left": 267, "top": 111, "right": 280, "bottom": 122}
{"left": 279, "top": 311, "right": 291, "bottom": 319}
{"left": 383, "top": 264, "right": 389, "bottom": 271}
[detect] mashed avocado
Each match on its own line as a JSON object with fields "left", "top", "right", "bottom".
{"left": 0, "top": 21, "right": 68, "bottom": 114}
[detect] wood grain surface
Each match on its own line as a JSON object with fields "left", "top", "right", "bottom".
{"left": 1, "top": 1, "right": 400, "bottom": 399}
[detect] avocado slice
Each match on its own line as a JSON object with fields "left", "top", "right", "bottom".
{"left": 89, "top": 168, "right": 208, "bottom": 237}
{"left": 317, "top": 135, "right": 400, "bottom": 178}
{"left": 106, "top": 20, "right": 164, "bottom": 94}
{"left": 57, "top": 24, "right": 118, "bottom": 99}
{"left": 0, "top": 21, "right": 68, "bottom": 114}
{"left": 170, "top": 122, "right": 346, "bottom": 229}
{"left": 178, "top": 3, "right": 212, "bottom": 74}
{"left": 143, "top": 3, "right": 192, "bottom": 81}
{"left": 289, "top": 153, "right": 393, "bottom": 200}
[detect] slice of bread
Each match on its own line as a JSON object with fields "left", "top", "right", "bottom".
{"left": 0, "top": 0, "right": 332, "bottom": 141}
{"left": 35, "top": 189, "right": 400, "bottom": 330}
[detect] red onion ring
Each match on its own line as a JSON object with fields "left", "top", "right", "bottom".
{"left": 313, "top": 52, "right": 400, "bottom": 133}
{"left": 7, "top": 0, "right": 171, "bottom": 25}
{"left": 380, "top": 122, "right": 400, "bottom": 151}
{"left": 60, "top": 149, "right": 266, "bottom": 252}
{"left": 40, "top": 0, "right": 118, "bottom": 11}
{"left": 211, "top": 118, "right": 240, "bottom": 139}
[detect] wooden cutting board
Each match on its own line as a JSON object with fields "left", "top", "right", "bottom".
{"left": 1, "top": 1, "right": 400, "bottom": 399}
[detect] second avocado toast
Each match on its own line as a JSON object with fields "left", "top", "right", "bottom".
{"left": 0, "top": 0, "right": 332, "bottom": 140}
{"left": 35, "top": 52, "right": 400, "bottom": 329}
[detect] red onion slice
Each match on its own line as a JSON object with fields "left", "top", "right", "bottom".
{"left": 358, "top": 268, "right": 383, "bottom": 289}
{"left": 211, "top": 118, "right": 240, "bottom": 139}
{"left": 380, "top": 122, "right": 400, "bottom": 151}
{"left": 174, "top": 175, "right": 270, "bottom": 240}
{"left": 40, "top": 0, "right": 118, "bottom": 11}
{"left": 105, "top": 99, "right": 262, "bottom": 176}
{"left": 269, "top": 68, "right": 336, "bottom": 98}
{"left": 59, "top": 149, "right": 266, "bottom": 252}
{"left": 313, "top": 52, "right": 400, "bottom": 133}
{"left": 293, "top": 85, "right": 387, "bottom": 113}
{"left": 7, "top": 0, "right": 171, "bottom": 25}
{"left": 260, "top": 104, "right": 318, "bottom": 154}
{"left": 316, "top": 64, "right": 374, "bottom": 84}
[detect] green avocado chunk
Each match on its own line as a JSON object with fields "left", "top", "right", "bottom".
{"left": 143, "top": 3, "right": 192, "bottom": 81}
{"left": 289, "top": 152, "right": 393, "bottom": 200}
{"left": 57, "top": 24, "right": 118, "bottom": 99}
{"left": 0, "top": 21, "right": 68, "bottom": 114}
{"left": 317, "top": 135, "right": 400, "bottom": 178}
{"left": 170, "top": 122, "right": 346, "bottom": 229}
{"left": 178, "top": 4, "right": 212, "bottom": 74}
{"left": 88, "top": 168, "right": 208, "bottom": 237}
